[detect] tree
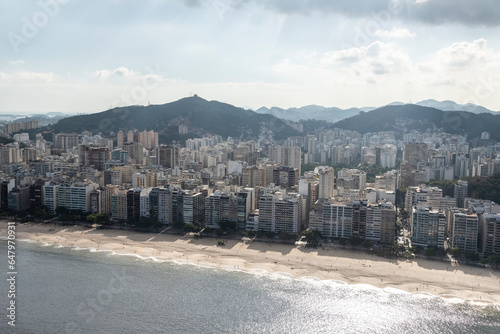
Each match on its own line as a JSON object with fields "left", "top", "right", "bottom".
{"left": 446, "top": 247, "right": 462, "bottom": 258}
{"left": 301, "top": 229, "right": 320, "bottom": 247}
{"left": 339, "top": 239, "right": 347, "bottom": 248}
{"left": 424, "top": 248, "right": 437, "bottom": 257}
{"left": 464, "top": 251, "right": 480, "bottom": 264}
{"left": 437, "top": 248, "right": 447, "bottom": 260}
{"left": 173, "top": 220, "right": 185, "bottom": 232}
{"left": 348, "top": 236, "right": 362, "bottom": 247}
{"left": 265, "top": 231, "right": 276, "bottom": 239}
{"left": 484, "top": 254, "right": 500, "bottom": 269}
{"left": 94, "top": 213, "right": 110, "bottom": 224}
{"left": 363, "top": 241, "right": 373, "bottom": 249}
{"left": 220, "top": 220, "right": 237, "bottom": 231}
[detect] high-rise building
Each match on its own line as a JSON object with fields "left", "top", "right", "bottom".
{"left": 310, "top": 200, "right": 396, "bottom": 244}
{"left": 5, "top": 120, "right": 38, "bottom": 134}
{"left": 481, "top": 214, "right": 500, "bottom": 257}
{"left": 29, "top": 179, "right": 45, "bottom": 213}
{"left": 158, "top": 145, "right": 179, "bottom": 169}
{"left": 316, "top": 166, "right": 335, "bottom": 200}
{"left": 337, "top": 169, "right": 367, "bottom": 191}
{"left": 127, "top": 130, "right": 134, "bottom": 143}
{"left": 79, "top": 145, "right": 110, "bottom": 171}
{"left": 183, "top": 191, "right": 205, "bottom": 225}
{"left": 411, "top": 206, "right": 447, "bottom": 248}
{"left": 454, "top": 180, "right": 468, "bottom": 209}
{"left": 44, "top": 182, "right": 98, "bottom": 213}
{"left": 122, "top": 142, "right": 143, "bottom": 164}
{"left": 111, "top": 149, "right": 129, "bottom": 164}
{"left": 258, "top": 191, "right": 303, "bottom": 234}
{"left": 268, "top": 145, "right": 301, "bottom": 174}
{"left": 272, "top": 166, "right": 299, "bottom": 188}
{"left": 126, "top": 188, "right": 142, "bottom": 221}
{"left": 111, "top": 189, "right": 128, "bottom": 220}
{"left": 205, "top": 191, "right": 238, "bottom": 229}
{"left": 374, "top": 172, "right": 398, "bottom": 192}
{"left": 449, "top": 210, "right": 479, "bottom": 254}
{"left": 137, "top": 130, "right": 159, "bottom": 150}
{"left": 53, "top": 133, "right": 79, "bottom": 151}
{"left": 403, "top": 143, "right": 428, "bottom": 168}
{"left": 7, "top": 186, "right": 30, "bottom": 211}
{"left": 116, "top": 130, "right": 124, "bottom": 148}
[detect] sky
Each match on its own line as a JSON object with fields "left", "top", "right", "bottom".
{"left": 1, "top": 0, "right": 500, "bottom": 114}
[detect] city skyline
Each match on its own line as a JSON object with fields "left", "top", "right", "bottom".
{"left": 1, "top": 0, "right": 500, "bottom": 113}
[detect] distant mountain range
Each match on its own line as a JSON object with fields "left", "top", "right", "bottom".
{"left": 33, "top": 97, "right": 500, "bottom": 144}
{"left": 332, "top": 104, "right": 500, "bottom": 141}
{"left": 255, "top": 99, "right": 499, "bottom": 123}
{"left": 255, "top": 105, "right": 374, "bottom": 123}
{"left": 49, "top": 96, "right": 300, "bottom": 143}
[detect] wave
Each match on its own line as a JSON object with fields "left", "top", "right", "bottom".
{"left": 15, "top": 238, "right": 500, "bottom": 309}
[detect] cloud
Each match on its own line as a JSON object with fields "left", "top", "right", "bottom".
{"left": 9, "top": 60, "right": 25, "bottom": 66}
{"left": 193, "top": 0, "right": 500, "bottom": 26}
{"left": 421, "top": 38, "right": 496, "bottom": 71}
{"left": 412, "top": 0, "right": 500, "bottom": 26}
{"left": 322, "top": 41, "right": 412, "bottom": 76}
{"left": 0, "top": 71, "right": 57, "bottom": 83}
{"left": 375, "top": 28, "right": 416, "bottom": 38}
{"left": 93, "top": 67, "right": 139, "bottom": 80}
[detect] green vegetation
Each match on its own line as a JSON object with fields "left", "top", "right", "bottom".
{"left": 428, "top": 180, "right": 456, "bottom": 197}
{"left": 483, "top": 254, "right": 500, "bottom": 269}
{"left": 333, "top": 104, "right": 500, "bottom": 141}
{"left": 300, "top": 229, "right": 322, "bottom": 247}
{"left": 0, "top": 137, "right": 14, "bottom": 145}
{"left": 464, "top": 173, "right": 500, "bottom": 204}
{"left": 446, "top": 247, "right": 462, "bottom": 258}
{"left": 49, "top": 96, "right": 300, "bottom": 143}
{"left": 86, "top": 213, "right": 110, "bottom": 225}
{"left": 301, "top": 162, "right": 393, "bottom": 182}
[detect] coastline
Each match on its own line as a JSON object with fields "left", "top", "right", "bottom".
{"left": 2, "top": 221, "right": 500, "bottom": 305}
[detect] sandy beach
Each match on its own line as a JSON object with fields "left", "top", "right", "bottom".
{"left": 2, "top": 221, "right": 500, "bottom": 305}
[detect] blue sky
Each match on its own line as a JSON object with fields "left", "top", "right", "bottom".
{"left": 1, "top": 0, "right": 500, "bottom": 113}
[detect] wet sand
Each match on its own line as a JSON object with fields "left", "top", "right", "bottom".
{"left": 2, "top": 221, "right": 500, "bottom": 305}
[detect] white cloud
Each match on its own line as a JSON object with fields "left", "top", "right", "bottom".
{"left": 93, "top": 67, "right": 139, "bottom": 80}
{"left": 0, "top": 71, "right": 57, "bottom": 83}
{"left": 375, "top": 28, "right": 416, "bottom": 38}
{"left": 9, "top": 60, "right": 25, "bottom": 66}
{"left": 322, "top": 41, "right": 412, "bottom": 76}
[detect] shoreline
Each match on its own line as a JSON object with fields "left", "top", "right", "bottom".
{"left": 2, "top": 221, "right": 500, "bottom": 306}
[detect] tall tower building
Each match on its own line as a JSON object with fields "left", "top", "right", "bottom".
{"left": 116, "top": 130, "right": 124, "bottom": 148}
{"left": 454, "top": 180, "right": 468, "bottom": 209}
{"left": 316, "top": 166, "right": 335, "bottom": 199}
{"left": 403, "top": 143, "right": 428, "bottom": 168}
{"left": 158, "top": 145, "right": 180, "bottom": 169}
{"left": 127, "top": 130, "right": 134, "bottom": 143}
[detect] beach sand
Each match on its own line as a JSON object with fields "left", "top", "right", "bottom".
{"left": 2, "top": 221, "right": 500, "bottom": 305}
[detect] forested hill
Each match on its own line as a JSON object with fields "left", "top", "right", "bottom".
{"left": 333, "top": 104, "right": 500, "bottom": 141}
{"left": 50, "top": 96, "right": 300, "bottom": 143}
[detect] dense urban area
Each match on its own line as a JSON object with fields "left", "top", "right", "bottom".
{"left": 1, "top": 110, "right": 500, "bottom": 267}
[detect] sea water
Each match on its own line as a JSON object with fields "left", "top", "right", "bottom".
{"left": 1, "top": 239, "right": 499, "bottom": 334}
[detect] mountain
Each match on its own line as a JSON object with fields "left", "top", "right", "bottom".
{"left": 255, "top": 99, "right": 499, "bottom": 124}
{"left": 332, "top": 104, "right": 500, "bottom": 141}
{"left": 415, "top": 99, "right": 498, "bottom": 114}
{"left": 255, "top": 105, "right": 375, "bottom": 123}
{"left": 49, "top": 96, "right": 300, "bottom": 143}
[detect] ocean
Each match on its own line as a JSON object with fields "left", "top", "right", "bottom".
{"left": 1, "top": 239, "right": 500, "bottom": 334}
